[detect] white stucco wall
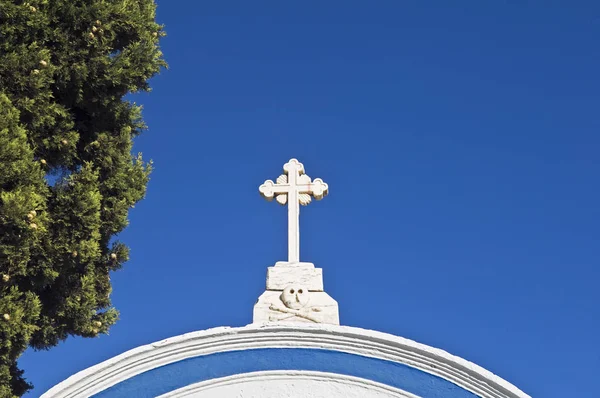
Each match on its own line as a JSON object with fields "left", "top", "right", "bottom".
{"left": 159, "top": 371, "right": 418, "bottom": 398}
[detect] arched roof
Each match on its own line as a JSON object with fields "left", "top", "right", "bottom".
{"left": 42, "top": 323, "right": 530, "bottom": 398}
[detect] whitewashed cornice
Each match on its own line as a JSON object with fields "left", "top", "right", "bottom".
{"left": 42, "top": 323, "right": 531, "bottom": 398}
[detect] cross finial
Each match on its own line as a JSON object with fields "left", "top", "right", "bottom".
{"left": 259, "top": 159, "right": 329, "bottom": 263}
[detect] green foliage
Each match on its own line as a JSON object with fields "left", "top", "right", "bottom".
{"left": 0, "top": 1, "right": 165, "bottom": 395}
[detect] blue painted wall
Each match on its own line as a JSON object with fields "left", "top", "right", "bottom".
{"left": 94, "top": 348, "right": 478, "bottom": 398}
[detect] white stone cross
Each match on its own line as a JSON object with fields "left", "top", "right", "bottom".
{"left": 259, "top": 159, "right": 328, "bottom": 264}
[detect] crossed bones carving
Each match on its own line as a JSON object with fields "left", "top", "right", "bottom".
{"left": 268, "top": 303, "right": 323, "bottom": 323}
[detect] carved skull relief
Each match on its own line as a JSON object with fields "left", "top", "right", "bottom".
{"left": 280, "top": 285, "right": 309, "bottom": 310}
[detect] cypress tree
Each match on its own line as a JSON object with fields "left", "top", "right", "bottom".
{"left": 0, "top": 1, "right": 166, "bottom": 395}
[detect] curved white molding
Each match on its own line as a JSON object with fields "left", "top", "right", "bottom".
{"left": 158, "top": 370, "right": 419, "bottom": 398}
{"left": 42, "top": 323, "right": 531, "bottom": 398}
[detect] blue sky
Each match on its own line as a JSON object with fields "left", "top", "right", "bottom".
{"left": 21, "top": 2, "right": 600, "bottom": 397}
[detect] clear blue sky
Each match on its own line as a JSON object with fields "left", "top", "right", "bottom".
{"left": 21, "top": 2, "right": 599, "bottom": 397}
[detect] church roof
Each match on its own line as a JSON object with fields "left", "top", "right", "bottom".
{"left": 42, "top": 323, "right": 531, "bottom": 398}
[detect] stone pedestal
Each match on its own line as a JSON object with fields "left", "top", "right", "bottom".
{"left": 253, "top": 262, "right": 339, "bottom": 325}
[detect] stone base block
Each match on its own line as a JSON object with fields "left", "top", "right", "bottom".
{"left": 267, "top": 263, "right": 323, "bottom": 291}
{"left": 253, "top": 291, "right": 339, "bottom": 325}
